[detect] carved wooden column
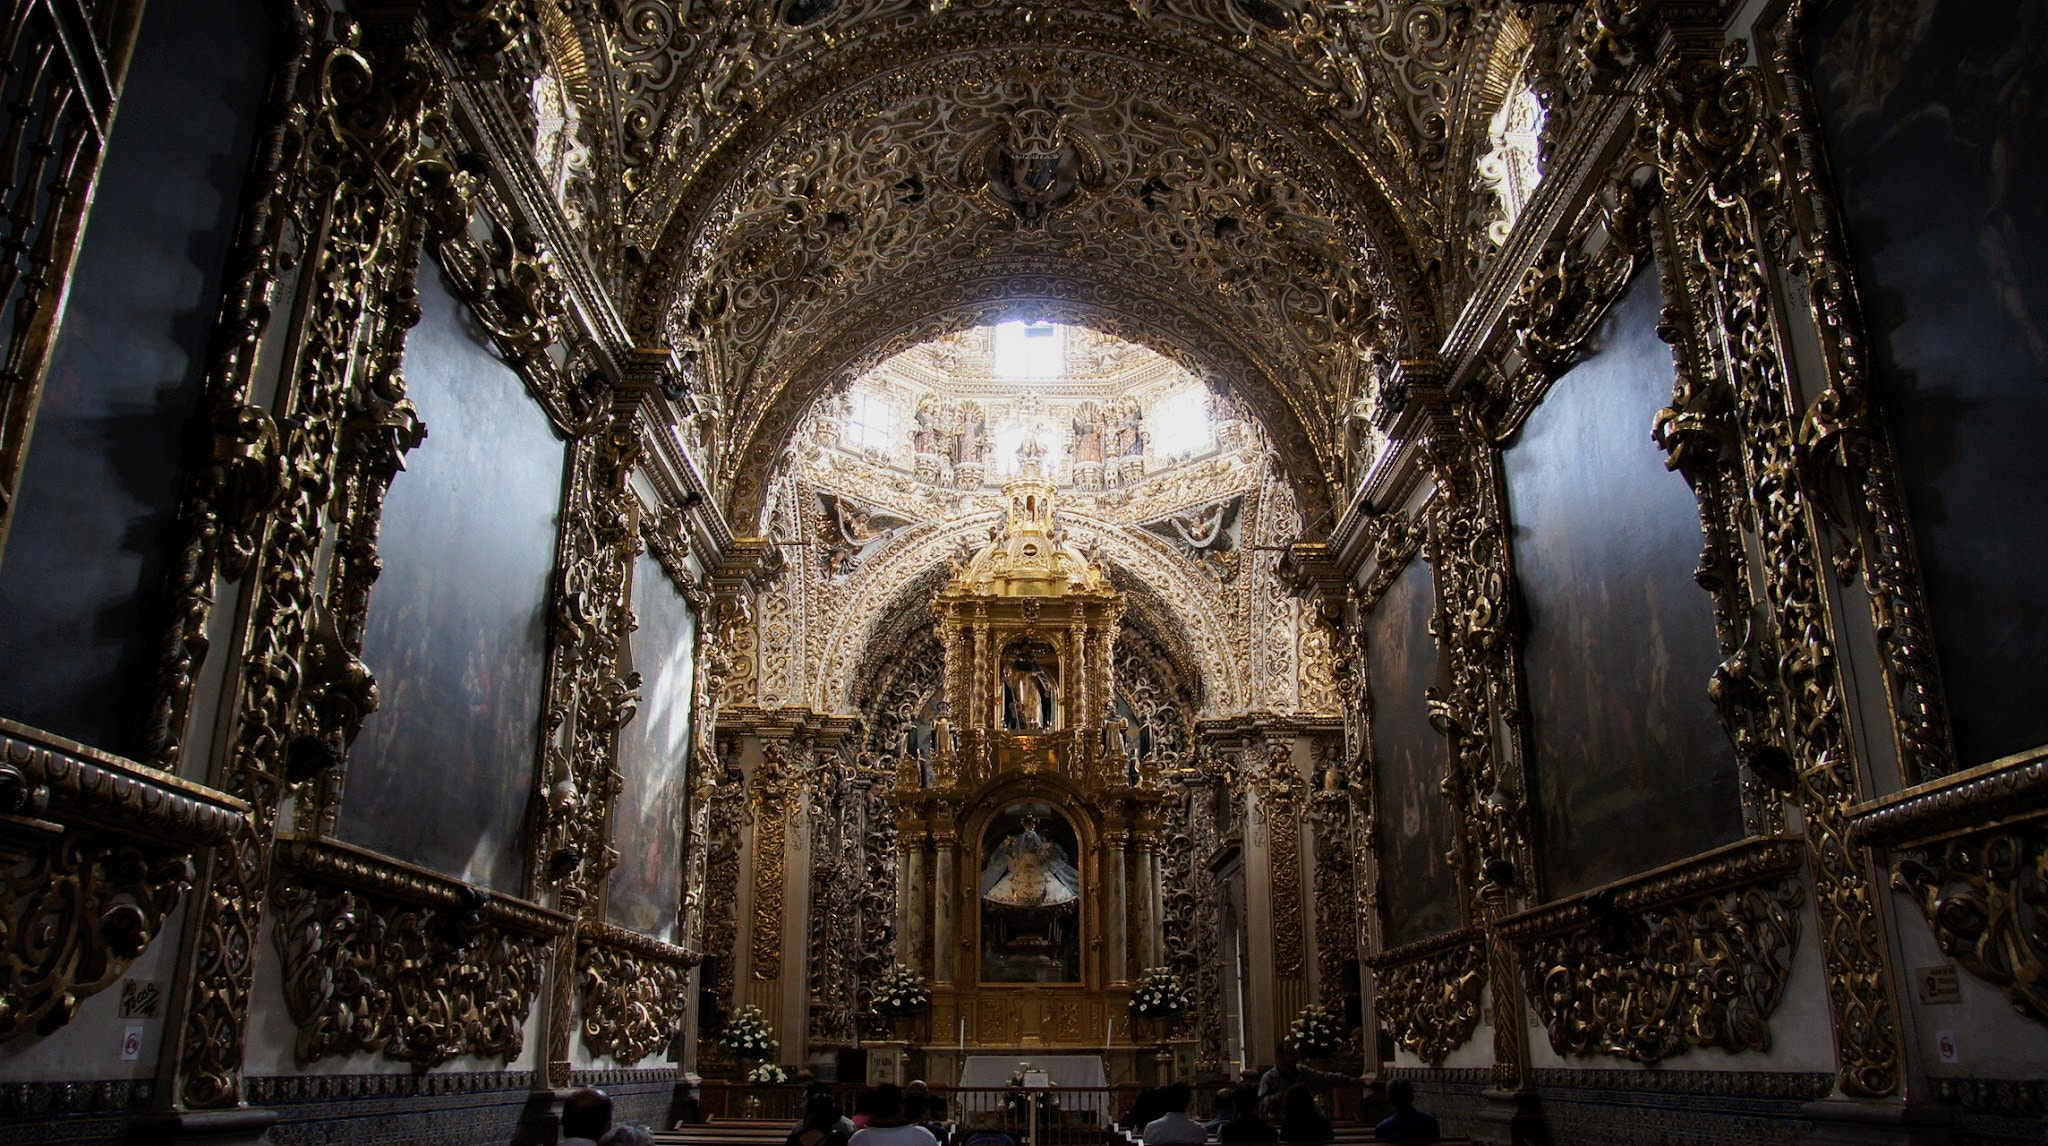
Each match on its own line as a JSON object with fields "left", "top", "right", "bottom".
{"left": 933, "top": 828, "right": 958, "bottom": 982}
{"left": 902, "top": 829, "right": 929, "bottom": 974}
{"left": 1105, "top": 829, "right": 1129, "bottom": 985}
{"left": 1135, "top": 833, "right": 1161, "bottom": 969}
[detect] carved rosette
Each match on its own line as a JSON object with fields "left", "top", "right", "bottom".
{"left": 270, "top": 838, "right": 564, "bottom": 1067}
{"left": 578, "top": 924, "right": 700, "bottom": 1065}
{"left": 1368, "top": 932, "right": 1485, "bottom": 1067}
{"left": 1505, "top": 838, "right": 1804, "bottom": 1064}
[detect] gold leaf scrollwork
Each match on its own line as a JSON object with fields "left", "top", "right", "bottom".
{"left": 1892, "top": 829, "right": 2048, "bottom": 1023}
{"left": 270, "top": 838, "right": 560, "bottom": 1068}
{"left": 1506, "top": 840, "right": 1804, "bottom": 1065}
{"left": 0, "top": 830, "right": 195, "bottom": 1041}
{"left": 1369, "top": 933, "right": 1485, "bottom": 1067}
{"left": 578, "top": 925, "right": 699, "bottom": 1065}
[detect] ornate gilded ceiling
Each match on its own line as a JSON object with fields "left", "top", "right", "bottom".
{"left": 531, "top": 0, "right": 1526, "bottom": 534}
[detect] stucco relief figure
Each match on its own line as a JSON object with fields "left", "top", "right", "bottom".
{"left": 981, "top": 816, "right": 1081, "bottom": 908}
{"left": 1003, "top": 657, "right": 1058, "bottom": 730}
{"left": 1072, "top": 403, "right": 1105, "bottom": 464}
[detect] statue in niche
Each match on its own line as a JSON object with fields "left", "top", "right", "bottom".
{"left": 979, "top": 804, "right": 1083, "bottom": 983}
{"left": 981, "top": 814, "right": 1081, "bottom": 908}
{"left": 1071, "top": 403, "right": 1105, "bottom": 465}
{"left": 1003, "top": 653, "right": 1058, "bottom": 731}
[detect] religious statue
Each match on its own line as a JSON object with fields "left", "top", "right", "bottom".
{"left": 1105, "top": 715, "right": 1130, "bottom": 758}
{"left": 980, "top": 815, "right": 1081, "bottom": 907}
{"left": 1003, "top": 657, "right": 1057, "bottom": 730}
{"left": 933, "top": 713, "right": 955, "bottom": 756}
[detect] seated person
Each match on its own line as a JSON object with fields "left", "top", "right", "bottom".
{"left": 1139, "top": 1083, "right": 1207, "bottom": 1145}
{"left": 1276, "top": 1086, "right": 1332, "bottom": 1145}
{"left": 1372, "top": 1080, "right": 1441, "bottom": 1143}
{"left": 1257, "top": 1047, "right": 1349, "bottom": 1121}
{"left": 849, "top": 1085, "right": 939, "bottom": 1146}
{"left": 562, "top": 1088, "right": 613, "bottom": 1146}
{"left": 1217, "top": 1087, "right": 1277, "bottom": 1144}
{"left": 1201, "top": 1088, "right": 1237, "bottom": 1136}
{"left": 908, "top": 1080, "right": 949, "bottom": 1122}
{"left": 789, "top": 1091, "right": 854, "bottom": 1146}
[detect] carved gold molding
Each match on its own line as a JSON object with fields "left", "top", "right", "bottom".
{"left": 270, "top": 835, "right": 567, "bottom": 1068}
{"left": 750, "top": 740, "right": 796, "bottom": 980}
{"left": 1850, "top": 748, "right": 2048, "bottom": 1024}
{"left": 578, "top": 921, "right": 700, "bottom": 1066}
{"left": 1503, "top": 836, "right": 1804, "bottom": 1064}
{"left": 1367, "top": 929, "right": 1485, "bottom": 1067}
{"left": 0, "top": 0, "right": 138, "bottom": 561}
{"left": 0, "top": 723, "right": 244, "bottom": 1042}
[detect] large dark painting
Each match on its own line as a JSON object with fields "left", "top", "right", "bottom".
{"left": 0, "top": 0, "right": 273, "bottom": 759}
{"left": 338, "top": 260, "right": 564, "bottom": 893}
{"left": 978, "top": 802, "right": 1082, "bottom": 983}
{"left": 1808, "top": 0, "right": 2048, "bottom": 766}
{"left": 1505, "top": 271, "right": 1742, "bottom": 898}
{"left": 606, "top": 550, "right": 699, "bottom": 942}
{"left": 1369, "top": 557, "right": 1462, "bottom": 948}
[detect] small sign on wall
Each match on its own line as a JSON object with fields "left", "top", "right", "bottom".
{"left": 1936, "top": 1029, "right": 1960, "bottom": 1065}
{"left": 1916, "top": 964, "right": 1962, "bottom": 1005}
{"left": 120, "top": 1026, "right": 144, "bottom": 1062}
{"left": 119, "top": 979, "right": 163, "bottom": 1019}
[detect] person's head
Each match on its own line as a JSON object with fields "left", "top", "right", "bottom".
{"left": 805, "top": 1091, "right": 843, "bottom": 1130}
{"left": 1274, "top": 1043, "right": 1299, "bottom": 1068}
{"left": 870, "top": 1083, "right": 906, "bottom": 1123}
{"left": 1161, "top": 1083, "right": 1192, "bottom": 1113}
{"left": 904, "top": 1095, "right": 929, "bottom": 1122}
{"left": 907, "top": 1080, "right": 930, "bottom": 1097}
{"left": 1386, "top": 1079, "right": 1415, "bottom": 1111}
{"left": 1233, "top": 1087, "right": 1264, "bottom": 1123}
{"left": 854, "top": 1088, "right": 881, "bottom": 1117}
{"left": 1282, "top": 1085, "right": 1318, "bottom": 1124}
{"left": 1213, "top": 1088, "right": 1237, "bottom": 1119}
{"left": 563, "top": 1087, "right": 613, "bottom": 1140}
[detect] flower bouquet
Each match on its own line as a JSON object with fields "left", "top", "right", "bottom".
{"left": 1128, "top": 966, "right": 1192, "bottom": 1021}
{"left": 872, "top": 963, "right": 931, "bottom": 1016}
{"left": 747, "top": 1062, "right": 791, "bottom": 1084}
{"left": 722, "top": 1003, "right": 780, "bottom": 1065}
{"left": 1287, "top": 1002, "right": 1343, "bottom": 1059}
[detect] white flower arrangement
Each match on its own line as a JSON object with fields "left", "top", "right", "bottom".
{"left": 722, "top": 1004, "right": 780, "bottom": 1064}
{"left": 872, "top": 963, "right": 931, "bottom": 1016}
{"left": 1128, "top": 966, "right": 1192, "bottom": 1019}
{"left": 1287, "top": 1002, "right": 1343, "bottom": 1058}
{"left": 746, "top": 1062, "right": 790, "bottom": 1084}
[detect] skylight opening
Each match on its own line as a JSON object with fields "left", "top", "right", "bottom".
{"left": 843, "top": 387, "right": 899, "bottom": 453}
{"left": 993, "top": 321, "right": 1065, "bottom": 379}
{"left": 1148, "top": 387, "right": 1213, "bottom": 458}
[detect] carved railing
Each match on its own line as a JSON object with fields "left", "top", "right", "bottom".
{"left": 1849, "top": 747, "right": 2048, "bottom": 1024}
{"left": 1367, "top": 928, "right": 1485, "bottom": 1067}
{"left": 269, "top": 834, "right": 570, "bottom": 1068}
{"left": 1500, "top": 835, "right": 1804, "bottom": 1065}
{"left": 0, "top": 719, "right": 244, "bottom": 1041}
{"left": 577, "top": 920, "right": 700, "bottom": 1066}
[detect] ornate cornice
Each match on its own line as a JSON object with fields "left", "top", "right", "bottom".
{"left": 1366, "top": 930, "right": 1485, "bottom": 1067}
{"left": 1846, "top": 747, "right": 2048, "bottom": 849}
{"left": 0, "top": 720, "right": 246, "bottom": 845}
{"left": 272, "top": 834, "right": 571, "bottom": 938}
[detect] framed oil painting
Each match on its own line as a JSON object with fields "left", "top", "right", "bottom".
{"left": 1806, "top": 0, "right": 2048, "bottom": 766}
{"left": 1369, "top": 556, "right": 1462, "bottom": 949}
{"left": 339, "top": 260, "right": 564, "bottom": 894}
{"left": 605, "top": 549, "right": 700, "bottom": 943}
{"left": 1503, "top": 270, "right": 1741, "bottom": 898}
